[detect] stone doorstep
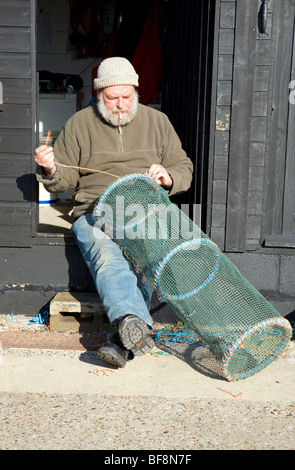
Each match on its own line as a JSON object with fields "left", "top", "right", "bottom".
{"left": 49, "top": 292, "right": 113, "bottom": 333}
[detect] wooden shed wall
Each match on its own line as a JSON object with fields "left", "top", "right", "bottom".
{"left": 207, "top": 0, "right": 295, "bottom": 253}
{"left": 0, "top": 0, "right": 37, "bottom": 247}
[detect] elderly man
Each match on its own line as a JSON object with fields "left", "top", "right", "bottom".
{"left": 35, "top": 57, "right": 193, "bottom": 368}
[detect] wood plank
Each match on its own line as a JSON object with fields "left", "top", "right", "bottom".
{"left": 211, "top": 203, "right": 226, "bottom": 227}
{"left": 210, "top": 227, "right": 225, "bottom": 251}
{"left": 212, "top": 180, "right": 227, "bottom": 203}
{"left": 265, "top": 1, "right": 295, "bottom": 236}
{"left": 0, "top": 202, "right": 33, "bottom": 225}
{"left": 225, "top": 0, "right": 257, "bottom": 252}
{"left": 213, "top": 155, "right": 229, "bottom": 179}
{"left": 0, "top": 0, "right": 30, "bottom": 27}
{"left": 216, "top": 106, "right": 230, "bottom": 130}
{"left": 214, "top": 130, "right": 230, "bottom": 155}
{"left": 218, "top": 55, "right": 233, "bottom": 80}
{"left": 206, "top": 0, "right": 221, "bottom": 235}
{"left": 0, "top": 53, "right": 31, "bottom": 78}
{"left": 264, "top": 236, "right": 295, "bottom": 248}
{"left": 0, "top": 176, "right": 34, "bottom": 202}
{"left": 247, "top": 190, "right": 263, "bottom": 215}
{"left": 0, "top": 226, "right": 32, "bottom": 247}
{"left": 252, "top": 92, "right": 268, "bottom": 116}
{"left": 0, "top": 79, "right": 32, "bottom": 104}
{"left": 0, "top": 26, "right": 30, "bottom": 53}
{"left": 0, "top": 103, "right": 32, "bottom": 128}
{"left": 249, "top": 166, "right": 264, "bottom": 191}
{"left": 253, "top": 66, "right": 269, "bottom": 92}
{"left": 217, "top": 81, "right": 232, "bottom": 105}
{"left": 251, "top": 116, "right": 267, "bottom": 141}
{"left": 282, "top": 12, "right": 295, "bottom": 236}
{"left": 0, "top": 154, "right": 32, "bottom": 177}
{"left": 220, "top": 2, "right": 236, "bottom": 28}
{"left": 0, "top": 0, "right": 35, "bottom": 248}
{"left": 255, "top": 39, "right": 271, "bottom": 66}
{"left": 219, "top": 30, "right": 234, "bottom": 54}
{"left": 246, "top": 215, "right": 261, "bottom": 239}
{"left": 0, "top": 129, "right": 32, "bottom": 153}
{"left": 249, "top": 142, "right": 265, "bottom": 167}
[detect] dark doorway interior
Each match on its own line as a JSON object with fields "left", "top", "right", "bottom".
{"left": 36, "top": 0, "right": 216, "bottom": 234}
{"left": 161, "top": 0, "right": 216, "bottom": 231}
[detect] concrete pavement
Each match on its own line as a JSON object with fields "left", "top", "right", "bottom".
{"left": 0, "top": 323, "right": 294, "bottom": 401}
{"left": 1, "top": 314, "right": 294, "bottom": 450}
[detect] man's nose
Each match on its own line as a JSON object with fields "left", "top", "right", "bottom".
{"left": 116, "top": 97, "right": 123, "bottom": 108}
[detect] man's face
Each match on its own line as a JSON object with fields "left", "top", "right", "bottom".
{"left": 97, "top": 85, "right": 138, "bottom": 126}
{"left": 100, "top": 85, "right": 135, "bottom": 111}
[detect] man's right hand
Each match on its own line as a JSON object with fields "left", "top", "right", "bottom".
{"left": 34, "top": 145, "right": 56, "bottom": 178}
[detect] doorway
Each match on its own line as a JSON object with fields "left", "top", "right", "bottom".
{"left": 35, "top": 0, "right": 216, "bottom": 235}
{"left": 161, "top": 0, "right": 216, "bottom": 230}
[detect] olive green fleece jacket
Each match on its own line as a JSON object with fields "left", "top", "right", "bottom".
{"left": 37, "top": 103, "right": 194, "bottom": 219}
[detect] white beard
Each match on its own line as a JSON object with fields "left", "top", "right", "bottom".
{"left": 97, "top": 91, "right": 139, "bottom": 126}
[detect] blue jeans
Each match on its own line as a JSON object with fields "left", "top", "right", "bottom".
{"left": 71, "top": 212, "right": 154, "bottom": 328}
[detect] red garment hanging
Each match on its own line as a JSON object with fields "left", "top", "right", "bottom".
{"left": 132, "top": 0, "right": 163, "bottom": 105}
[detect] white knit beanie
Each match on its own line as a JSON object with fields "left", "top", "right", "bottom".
{"left": 93, "top": 57, "right": 139, "bottom": 90}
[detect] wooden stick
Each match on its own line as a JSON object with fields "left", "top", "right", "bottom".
{"left": 45, "top": 130, "right": 51, "bottom": 147}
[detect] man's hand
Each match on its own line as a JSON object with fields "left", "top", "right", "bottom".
{"left": 145, "top": 164, "right": 173, "bottom": 188}
{"left": 34, "top": 145, "right": 56, "bottom": 178}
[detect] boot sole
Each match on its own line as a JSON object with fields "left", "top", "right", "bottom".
{"left": 97, "top": 342, "right": 128, "bottom": 368}
{"left": 119, "top": 315, "right": 154, "bottom": 356}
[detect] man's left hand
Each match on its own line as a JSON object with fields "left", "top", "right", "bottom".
{"left": 145, "top": 164, "right": 173, "bottom": 188}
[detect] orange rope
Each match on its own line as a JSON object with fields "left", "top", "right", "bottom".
{"left": 45, "top": 129, "right": 120, "bottom": 178}
{"left": 54, "top": 160, "right": 120, "bottom": 179}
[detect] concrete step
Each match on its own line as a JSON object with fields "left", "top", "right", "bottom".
{"left": 49, "top": 292, "right": 113, "bottom": 333}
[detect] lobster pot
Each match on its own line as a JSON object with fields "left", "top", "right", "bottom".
{"left": 94, "top": 174, "right": 292, "bottom": 381}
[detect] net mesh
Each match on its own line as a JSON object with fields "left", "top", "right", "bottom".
{"left": 94, "top": 174, "right": 292, "bottom": 381}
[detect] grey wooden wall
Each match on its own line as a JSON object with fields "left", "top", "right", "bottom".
{"left": 207, "top": 0, "right": 295, "bottom": 252}
{"left": 0, "top": 0, "right": 37, "bottom": 247}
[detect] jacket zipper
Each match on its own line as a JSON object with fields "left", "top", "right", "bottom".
{"left": 118, "top": 126, "right": 124, "bottom": 152}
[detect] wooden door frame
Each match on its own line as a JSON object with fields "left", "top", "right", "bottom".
{"left": 264, "top": 0, "right": 295, "bottom": 247}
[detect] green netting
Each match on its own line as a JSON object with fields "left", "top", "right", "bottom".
{"left": 94, "top": 173, "right": 292, "bottom": 381}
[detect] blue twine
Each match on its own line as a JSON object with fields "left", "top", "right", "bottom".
{"left": 4, "top": 311, "right": 14, "bottom": 321}
{"left": 154, "top": 329, "right": 206, "bottom": 347}
{"left": 29, "top": 311, "right": 49, "bottom": 325}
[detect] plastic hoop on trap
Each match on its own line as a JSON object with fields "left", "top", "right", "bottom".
{"left": 154, "top": 238, "right": 221, "bottom": 301}
{"left": 221, "top": 316, "right": 291, "bottom": 381}
{"left": 93, "top": 173, "right": 292, "bottom": 381}
{"left": 94, "top": 173, "right": 161, "bottom": 233}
